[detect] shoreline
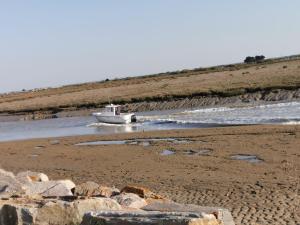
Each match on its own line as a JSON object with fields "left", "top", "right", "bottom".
{"left": 0, "top": 125, "right": 299, "bottom": 224}
{"left": 123, "top": 87, "right": 300, "bottom": 113}
{"left": 1, "top": 87, "right": 299, "bottom": 121}
{"left": 0, "top": 57, "right": 299, "bottom": 121}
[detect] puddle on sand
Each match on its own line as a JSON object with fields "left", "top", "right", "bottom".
{"left": 75, "top": 138, "right": 192, "bottom": 146}
{"left": 160, "top": 149, "right": 175, "bottom": 156}
{"left": 144, "top": 138, "right": 192, "bottom": 144}
{"left": 184, "top": 149, "right": 212, "bottom": 156}
{"left": 75, "top": 140, "right": 127, "bottom": 146}
{"left": 231, "top": 154, "right": 263, "bottom": 163}
{"left": 172, "top": 139, "right": 192, "bottom": 144}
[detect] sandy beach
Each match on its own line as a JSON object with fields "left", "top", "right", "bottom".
{"left": 1, "top": 2, "right": 300, "bottom": 224}
{"left": 0, "top": 125, "right": 299, "bottom": 224}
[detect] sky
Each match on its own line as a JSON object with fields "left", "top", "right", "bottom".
{"left": 0, "top": 1, "right": 299, "bottom": 93}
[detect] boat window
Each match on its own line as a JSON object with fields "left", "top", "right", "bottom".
{"left": 111, "top": 107, "right": 114, "bottom": 112}
{"left": 116, "top": 107, "right": 121, "bottom": 115}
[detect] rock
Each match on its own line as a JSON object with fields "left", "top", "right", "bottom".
{"left": 113, "top": 193, "right": 148, "bottom": 209}
{"left": 0, "top": 169, "right": 234, "bottom": 224}
{"left": 20, "top": 207, "right": 38, "bottom": 223}
{"left": 0, "top": 169, "right": 24, "bottom": 198}
{"left": 74, "top": 182, "right": 120, "bottom": 197}
{"left": 98, "top": 186, "right": 120, "bottom": 198}
{"left": 74, "top": 198, "right": 122, "bottom": 217}
{"left": 121, "top": 186, "right": 163, "bottom": 199}
{"left": 60, "top": 180, "right": 76, "bottom": 191}
{"left": 0, "top": 193, "right": 234, "bottom": 225}
{"left": 16, "top": 171, "right": 49, "bottom": 184}
{"left": 142, "top": 201, "right": 235, "bottom": 225}
{"left": 24, "top": 180, "right": 75, "bottom": 197}
{"left": 0, "top": 197, "right": 122, "bottom": 225}
{"left": 0, "top": 203, "right": 38, "bottom": 225}
{"left": 81, "top": 211, "right": 221, "bottom": 225}
{"left": 0, "top": 204, "right": 19, "bottom": 224}
{"left": 74, "top": 181, "right": 101, "bottom": 197}
{"left": 35, "top": 200, "right": 78, "bottom": 224}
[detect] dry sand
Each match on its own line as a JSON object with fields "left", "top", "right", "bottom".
{"left": 0, "top": 125, "right": 299, "bottom": 224}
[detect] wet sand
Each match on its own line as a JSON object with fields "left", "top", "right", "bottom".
{"left": 0, "top": 125, "right": 299, "bottom": 224}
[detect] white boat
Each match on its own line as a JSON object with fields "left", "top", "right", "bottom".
{"left": 92, "top": 104, "right": 137, "bottom": 124}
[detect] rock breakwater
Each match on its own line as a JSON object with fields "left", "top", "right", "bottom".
{"left": 0, "top": 169, "right": 234, "bottom": 225}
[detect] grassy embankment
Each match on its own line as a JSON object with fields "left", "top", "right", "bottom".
{"left": 0, "top": 55, "right": 299, "bottom": 115}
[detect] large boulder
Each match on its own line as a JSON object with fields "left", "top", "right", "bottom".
{"left": 142, "top": 202, "right": 235, "bottom": 225}
{"left": 0, "top": 197, "right": 122, "bottom": 225}
{"left": 0, "top": 202, "right": 38, "bottom": 225}
{"left": 24, "top": 180, "right": 75, "bottom": 197}
{"left": 35, "top": 200, "right": 78, "bottom": 224}
{"left": 0, "top": 169, "right": 24, "bottom": 198}
{"left": 113, "top": 193, "right": 148, "bottom": 209}
{"left": 74, "top": 198, "right": 122, "bottom": 217}
{"left": 81, "top": 211, "right": 221, "bottom": 225}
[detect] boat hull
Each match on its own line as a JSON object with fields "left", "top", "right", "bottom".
{"left": 93, "top": 113, "right": 136, "bottom": 124}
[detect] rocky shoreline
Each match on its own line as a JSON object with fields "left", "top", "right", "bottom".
{"left": 0, "top": 168, "right": 234, "bottom": 225}
{"left": 123, "top": 87, "right": 300, "bottom": 112}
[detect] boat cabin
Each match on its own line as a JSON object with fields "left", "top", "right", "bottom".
{"left": 93, "top": 103, "right": 136, "bottom": 124}
{"left": 104, "top": 104, "right": 121, "bottom": 116}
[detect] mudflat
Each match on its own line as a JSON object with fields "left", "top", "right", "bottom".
{"left": 0, "top": 125, "right": 299, "bottom": 224}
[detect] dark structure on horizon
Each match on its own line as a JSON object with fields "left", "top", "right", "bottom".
{"left": 244, "top": 55, "right": 266, "bottom": 64}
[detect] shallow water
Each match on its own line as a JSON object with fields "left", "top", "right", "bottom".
{"left": 160, "top": 150, "right": 175, "bottom": 156}
{"left": 75, "top": 138, "right": 191, "bottom": 146}
{"left": 0, "top": 101, "right": 299, "bottom": 142}
{"left": 231, "top": 154, "right": 263, "bottom": 163}
{"left": 75, "top": 140, "right": 127, "bottom": 146}
{"left": 139, "top": 101, "right": 300, "bottom": 125}
{"left": 184, "top": 149, "right": 212, "bottom": 156}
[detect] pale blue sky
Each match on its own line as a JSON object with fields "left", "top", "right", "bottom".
{"left": 0, "top": 1, "right": 299, "bottom": 93}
